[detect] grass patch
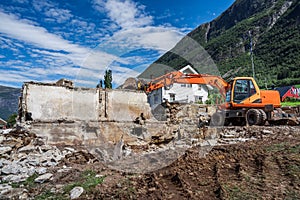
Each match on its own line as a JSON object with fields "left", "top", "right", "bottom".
{"left": 223, "top": 185, "right": 258, "bottom": 200}
{"left": 34, "top": 190, "right": 67, "bottom": 200}
{"left": 11, "top": 173, "right": 39, "bottom": 188}
{"left": 288, "top": 145, "right": 300, "bottom": 154}
{"left": 63, "top": 170, "right": 105, "bottom": 193}
{"left": 265, "top": 143, "right": 287, "bottom": 152}
{"left": 281, "top": 101, "right": 300, "bottom": 107}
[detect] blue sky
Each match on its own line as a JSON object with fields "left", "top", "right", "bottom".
{"left": 0, "top": 0, "right": 235, "bottom": 88}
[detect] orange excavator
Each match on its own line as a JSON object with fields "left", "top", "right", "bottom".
{"left": 146, "top": 71, "right": 298, "bottom": 126}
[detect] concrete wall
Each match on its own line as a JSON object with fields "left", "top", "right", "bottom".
{"left": 20, "top": 83, "right": 151, "bottom": 123}
{"left": 106, "top": 90, "right": 151, "bottom": 121}
{"left": 22, "top": 84, "right": 99, "bottom": 121}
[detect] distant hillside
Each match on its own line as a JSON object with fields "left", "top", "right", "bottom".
{"left": 0, "top": 85, "right": 20, "bottom": 120}
{"left": 140, "top": 0, "right": 300, "bottom": 87}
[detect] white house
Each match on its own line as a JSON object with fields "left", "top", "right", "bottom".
{"left": 147, "top": 65, "right": 211, "bottom": 108}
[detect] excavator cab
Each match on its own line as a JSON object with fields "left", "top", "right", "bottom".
{"left": 231, "top": 78, "right": 258, "bottom": 104}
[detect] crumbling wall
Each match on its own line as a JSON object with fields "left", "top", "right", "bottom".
{"left": 20, "top": 83, "right": 152, "bottom": 123}
{"left": 21, "top": 83, "right": 99, "bottom": 121}
{"left": 19, "top": 83, "right": 156, "bottom": 145}
{"left": 106, "top": 90, "right": 152, "bottom": 121}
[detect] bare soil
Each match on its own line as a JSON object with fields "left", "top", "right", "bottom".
{"left": 29, "top": 126, "right": 300, "bottom": 200}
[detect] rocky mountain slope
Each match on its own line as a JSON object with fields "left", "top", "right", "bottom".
{"left": 0, "top": 85, "right": 20, "bottom": 120}
{"left": 140, "top": 0, "right": 299, "bottom": 87}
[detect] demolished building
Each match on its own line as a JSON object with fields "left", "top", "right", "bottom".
{"left": 17, "top": 79, "right": 217, "bottom": 173}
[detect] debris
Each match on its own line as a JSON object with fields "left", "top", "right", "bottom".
{"left": 70, "top": 186, "right": 84, "bottom": 199}
{"left": 34, "top": 173, "right": 53, "bottom": 183}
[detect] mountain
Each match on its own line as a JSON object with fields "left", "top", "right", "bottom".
{"left": 139, "top": 0, "right": 300, "bottom": 87}
{"left": 0, "top": 85, "right": 20, "bottom": 120}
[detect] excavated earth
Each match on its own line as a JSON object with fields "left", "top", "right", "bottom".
{"left": 1, "top": 125, "right": 299, "bottom": 200}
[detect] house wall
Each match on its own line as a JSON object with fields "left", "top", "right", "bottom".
{"left": 21, "top": 84, "right": 99, "bottom": 121}
{"left": 283, "top": 86, "right": 300, "bottom": 101}
{"left": 19, "top": 83, "right": 156, "bottom": 144}
{"left": 21, "top": 83, "right": 151, "bottom": 122}
{"left": 162, "top": 83, "right": 209, "bottom": 103}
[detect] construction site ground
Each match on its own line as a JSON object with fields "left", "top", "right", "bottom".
{"left": 7, "top": 125, "right": 298, "bottom": 200}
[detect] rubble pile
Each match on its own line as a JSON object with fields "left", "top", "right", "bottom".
{"left": 0, "top": 128, "right": 95, "bottom": 199}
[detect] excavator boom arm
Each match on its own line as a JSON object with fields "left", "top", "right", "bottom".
{"left": 146, "top": 71, "right": 230, "bottom": 97}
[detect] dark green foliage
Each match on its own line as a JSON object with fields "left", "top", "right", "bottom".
{"left": 7, "top": 113, "right": 17, "bottom": 128}
{"left": 104, "top": 70, "right": 112, "bottom": 89}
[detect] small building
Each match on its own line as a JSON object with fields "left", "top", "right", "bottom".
{"left": 0, "top": 118, "right": 7, "bottom": 129}
{"left": 147, "top": 65, "right": 211, "bottom": 108}
{"left": 275, "top": 85, "right": 300, "bottom": 101}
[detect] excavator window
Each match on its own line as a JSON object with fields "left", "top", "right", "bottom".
{"left": 233, "top": 79, "right": 256, "bottom": 103}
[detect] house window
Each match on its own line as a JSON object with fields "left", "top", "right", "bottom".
{"left": 187, "top": 84, "right": 192, "bottom": 88}
{"left": 195, "top": 96, "right": 203, "bottom": 103}
{"left": 169, "top": 94, "right": 175, "bottom": 102}
{"left": 198, "top": 85, "right": 202, "bottom": 90}
{"left": 181, "top": 84, "right": 186, "bottom": 87}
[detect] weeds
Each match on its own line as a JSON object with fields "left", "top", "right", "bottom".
{"left": 63, "top": 170, "right": 105, "bottom": 193}
{"left": 265, "top": 143, "right": 286, "bottom": 152}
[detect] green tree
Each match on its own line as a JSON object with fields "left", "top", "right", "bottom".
{"left": 7, "top": 113, "right": 17, "bottom": 128}
{"left": 104, "top": 70, "right": 112, "bottom": 89}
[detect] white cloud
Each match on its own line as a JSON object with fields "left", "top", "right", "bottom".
{"left": 104, "top": 0, "right": 153, "bottom": 29}
{"left": 0, "top": 0, "right": 189, "bottom": 88}
{"left": 0, "top": 11, "right": 130, "bottom": 88}
{"left": 93, "top": 0, "right": 186, "bottom": 52}
{"left": 0, "top": 11, "right": 87, "bottom": 57}
{"left": 44, "top": 8, "right": 73, "bottom": 23}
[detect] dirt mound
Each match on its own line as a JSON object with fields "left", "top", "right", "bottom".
{"left": 101, "top": 130, "right": 299, "bottom": 199}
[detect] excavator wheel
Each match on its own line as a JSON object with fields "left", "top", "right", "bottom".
{"left": 258, "top": 109, "right": 267, "bottom": 125}
{"left": 210, "top": 112, "right": 225, "bottom": 126}
{"left": 246, "top": 109, "right": 262, "bottom": 126}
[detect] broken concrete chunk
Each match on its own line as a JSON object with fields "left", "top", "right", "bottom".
{"left": 0, "top": 146, "right": 12, "bottom": 155}
{"left": 70, "top": 186, "right": 84, "bottom": 199}
{"left": 2, "top": 174, "right": 29, "bottom": 183}
{"left": 34, "top": 173, "right": 53, "bottom": 183}
{"left": 36, "top": 167, "right": 47, "bottom": 175}
{"left": 18, "top": 145, "right": 36, "bottom": 153}
{"left": 1, "top": 162, "right": 21, "bottom": 174}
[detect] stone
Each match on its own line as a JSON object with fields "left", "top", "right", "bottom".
{"left": 36, "top": 167, "right": 47, "bottom": 175}
{"left": 2, "top": 174, "right": 29, "bottom": 183}
{"left": 0, "top": 146, "right": 12, "bottom": 155}
{"left": 0, "top": 184, "right": 12, "bottom": 195}
{"left": 1, "top": 162, "right": 21, "bottom": 174}
{"left": 64, "top": 147, "right": 76, "bottom": 152}
{"left": 262, "top": 130, "right": 273, "bottom": 134}
{"left": 70, "top": 186, "right": 84, "bottom": 199}
{"left": 1, "top": 129, "right": 12, "bottom": 135}
{"left": 0, "top": 158, "right": 10, "bottom": 167}
{"left": 18, "top": 145, "right": 36, "bottom": 153}
{"left": 0, "top": 188, "right": 28, "bottom": 200}
{"left": 34, "top": 173, "right": 53, "bottom": 183}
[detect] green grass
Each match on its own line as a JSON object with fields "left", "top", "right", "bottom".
{"left": 63, "top": 170, "right": 105, "bottom": 193}
{"left": 35, "top": 190, "right": 67, "bottom": 200}
{"left": 34, "top": 170, "right": 105, "bottom": 200}
{"left": 281, "top": 101, "right": 300, "bottom": 107}
{"left": 223, "top": 185, "right": 258, "bottom": 200}
{"left": 265, "top": 143, "right": 287, "bottom": 153}
{"left": 11, "top": 173, "right": 39, "bottom": 188}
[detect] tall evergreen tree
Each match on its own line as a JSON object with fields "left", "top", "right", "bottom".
{"left": 104, "top": 69, "right": 112, "bottom": 89}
